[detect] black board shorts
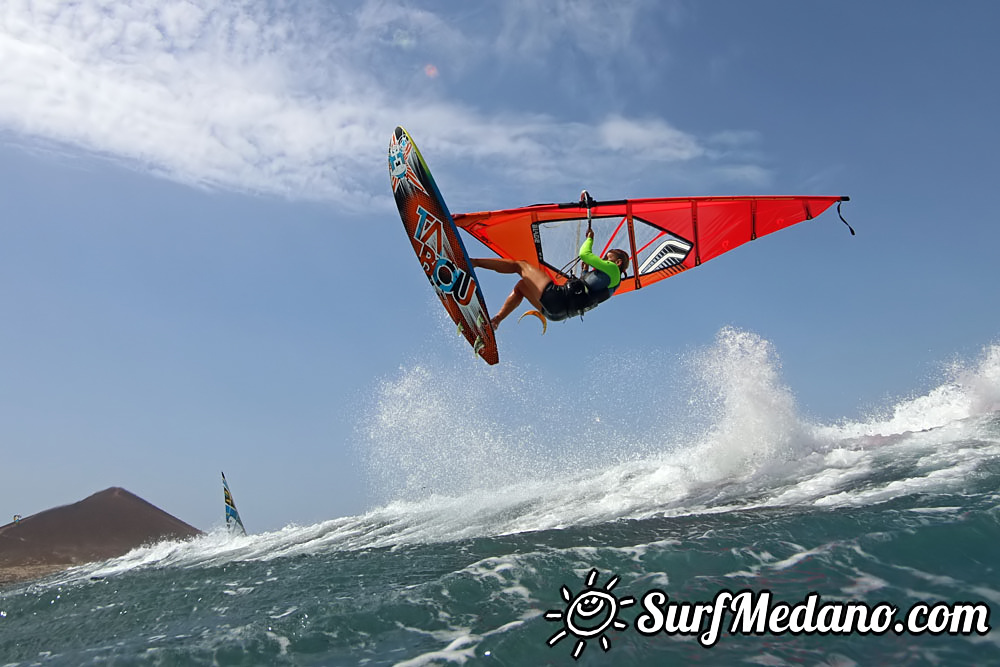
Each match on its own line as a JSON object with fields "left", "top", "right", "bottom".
{"left": 539, "top": 282, "right": 573, "bottom": 321}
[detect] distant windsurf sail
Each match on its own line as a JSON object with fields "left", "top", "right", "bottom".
{"left": 222, "top": 471, "right": 246, "bottom": 536}
{"left": 453, "top": 195, "right": 850, "bottom": 295}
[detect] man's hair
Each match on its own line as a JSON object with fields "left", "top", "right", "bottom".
{"left": 607, "top": 249, "right": 629, "bottom": 274}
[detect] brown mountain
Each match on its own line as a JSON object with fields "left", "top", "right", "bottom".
{"left": 1, "top": 487, "right": 202, "bottom": 585}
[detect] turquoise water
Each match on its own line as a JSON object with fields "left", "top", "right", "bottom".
{"left": 3, "top": 330, "right": 999, "bottom": 664}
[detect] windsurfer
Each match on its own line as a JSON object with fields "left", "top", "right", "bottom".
{"left": 472, "top": 229, "right": 629, "bottom": 330}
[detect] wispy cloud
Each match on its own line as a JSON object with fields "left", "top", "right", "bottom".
{"left": 599, "top": 115, "right": 703, "bottom": 161}
{"left": 0, "top": 0, "right": 768, "bottom": 209}
{"left": 496, "top": 0, "right": 647, "bottom": 60}
{"left": 1, "top": 0, "right": 388, "bottom": 203}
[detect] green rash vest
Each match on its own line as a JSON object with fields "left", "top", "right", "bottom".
{"left": 579, "top": 237, "right": 622, "bottom": 289}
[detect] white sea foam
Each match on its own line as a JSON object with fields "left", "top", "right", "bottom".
{"left": 819, "top": 342, "right": 1000, "bottom": 439}
{"left": 357, "top": 327, "right": 1000, "bottom": 537}
{"left": 36, "top": 329, "right": 1000, "bottom": 587}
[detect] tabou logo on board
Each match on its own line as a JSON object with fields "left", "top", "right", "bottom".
{"left": 413, "top": 205, "right": 475, "bottom": 305}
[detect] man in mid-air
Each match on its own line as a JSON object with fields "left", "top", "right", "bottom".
{"left": 472, "top": 229, "right": 629, "bottom": 330}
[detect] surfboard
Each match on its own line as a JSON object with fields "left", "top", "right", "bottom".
{"left": 388, "top": 126, "right": 499, "bottom": 365}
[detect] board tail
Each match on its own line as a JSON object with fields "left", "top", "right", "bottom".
{"left": 222, "top": 471, "right": 247, "bottom": 536}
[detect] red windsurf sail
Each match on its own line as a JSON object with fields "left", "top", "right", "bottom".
{"left": 453, "top": 196, "right": 849, "bottom": 296}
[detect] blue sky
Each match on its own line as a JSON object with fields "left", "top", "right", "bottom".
{"left": 2, "top": 0, "right": 998, "bottom": 532}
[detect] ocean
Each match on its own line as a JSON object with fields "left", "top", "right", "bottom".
{"left": 2, "top": 328, "right": 999, "bottom": 665}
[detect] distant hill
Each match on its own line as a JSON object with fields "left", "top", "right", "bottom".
{"left": 1, "top": 487, "right": 202, "bottom": 585}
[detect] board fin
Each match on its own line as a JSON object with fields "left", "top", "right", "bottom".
{"left": 517, "top": 310, "right": 548, "bottom": 334}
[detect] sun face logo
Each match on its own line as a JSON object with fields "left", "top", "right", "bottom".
{"left": 544, "top": 568, "right": 635, "bottom": 660}
{"left": 388, "top": 131, "right": 427, "bottom": 195}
